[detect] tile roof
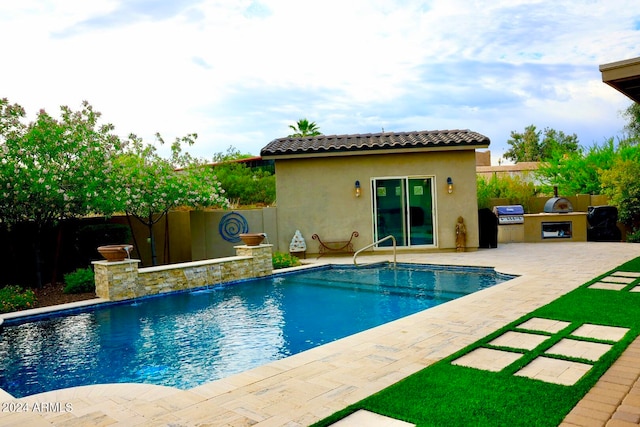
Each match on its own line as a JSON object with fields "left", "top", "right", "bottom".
{"left": 260, "top": 129, "right": 490, "bottom": 158}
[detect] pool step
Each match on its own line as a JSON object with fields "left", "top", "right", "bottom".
{"left": 281, "top": 275, "right": 474, "bottom": 300}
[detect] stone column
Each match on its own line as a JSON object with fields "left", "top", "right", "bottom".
{"left": 234, "top": 244, "right": 273, "bottom": 278}
{"left": 92, "top": 259, "right": 140, "bottom": 301}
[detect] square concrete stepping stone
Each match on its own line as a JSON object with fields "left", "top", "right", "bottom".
{"left": 452, "top": 348, "right": 522, "bottom": 372}
{"left": 631, "top": 286, "right": 640, "bottom": 293}
{"left": 572, "top": 324, "right": 629, "bottom": 341}
{"left": 515, "top": 357, "right": 592, "bottom": 385}
{"left": 330, "top": 409, "right": 415, "bottom": 426}
{"left": 588, "top": 282, "right": 627, "bottom": 291}
{"left": 489, "top": 331, "right": 549, "bottom": 351}
{"left": 601, "top": 275, "right": 636, "bottom": 284}
{"left": 517, "top": 318, "right": 571, "bottom": 334}
{"left": 545, "top": 338, "right": 612, "bottom": 362}
{"left": 611, "top": 271, "right": 640, "bottom": 278}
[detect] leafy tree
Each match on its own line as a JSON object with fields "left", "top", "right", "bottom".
{"left": 536, "top": 137, "right": 640, "bottom": 197}
{"left": 211, "top": 146, "right": 275, "bottom": 206}
{"left": 109, "top": 133, "right": 229, "bottom": 266}
{"left": 601, "top": 159, "right": 640, "bottom": 227}
{"left": 504, "top": 125, "right": 540, "bottom": 162}
{"left": 212, "top": 162, "right": 275, "bottom": 206}
{"left": 600, "top": 145, "right": 640, "bottom": 234}
{"left": 622, "top": 102, "right": 640, "bottom": 142}
{"left": 535, "top": 139, "right": 616, "bottom": 196}
{"left": 0, "top": 99, "right": 121, "bottom": 286}
{"left": 212, "top": 145, "right": 254, "bottom": 163}
{"left": 504, "top": 125, "right": 579, "bottom": 162}
{"left": 288, "top": 118, "right": 321, "bottom": 137}
{"left": 540, "top": 127, "right": 579, "bottom": 158}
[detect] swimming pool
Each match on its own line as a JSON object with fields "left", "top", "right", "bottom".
{"left": 0, "top": 263, "right": 513, "bottom": 398}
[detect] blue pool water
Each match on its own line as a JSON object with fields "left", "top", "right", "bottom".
{"left": 0, "top": 264, "right": 512, "bottom": 398}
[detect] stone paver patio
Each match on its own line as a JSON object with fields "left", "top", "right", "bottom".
{"left": 1, "top": 242, "right": 639, "bottom": 426}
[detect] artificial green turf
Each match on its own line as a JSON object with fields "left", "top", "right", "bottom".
{"left": 312, "top": 257, "right": 640, "bottom": 427}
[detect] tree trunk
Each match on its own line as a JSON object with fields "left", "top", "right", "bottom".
{"left": 50, "top": 225, "right": 64, "bottom": 288}
{"left": 33, "top": 226, "right": 44, "bottom": 288}
{"left": 126, "top": 213, "right": 141, "bottom": 265}
{"left": 148, "top": 215, "right": 157, "bottom": 266}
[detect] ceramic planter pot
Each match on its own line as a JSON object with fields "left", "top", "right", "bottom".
{"left": 97, "top": 244, "right": 134, "bottom": 262}
{"left": 238, "top": 233, "right": 266, "bottom": 246}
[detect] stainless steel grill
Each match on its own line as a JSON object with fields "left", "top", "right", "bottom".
{"left": 493, "top": 205, "right": 525, "bottom": 224}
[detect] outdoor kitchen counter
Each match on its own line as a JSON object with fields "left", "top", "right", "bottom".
{"left": 523, "top": 212, "right": 587, "bottom": 242}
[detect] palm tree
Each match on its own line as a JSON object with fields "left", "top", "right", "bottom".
{"left": 288, "top": 118, "right": 321, "bottom": 137}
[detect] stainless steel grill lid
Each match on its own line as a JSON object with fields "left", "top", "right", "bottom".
{"left": 492, "top": 205, "right": 525, "bottom": 224}
{"left": 493, "top": 205, "right": 525, "bottom": 216}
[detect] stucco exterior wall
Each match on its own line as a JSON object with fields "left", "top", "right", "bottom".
{"left": 273, "top": 150, "right": 480, "bottom": 254}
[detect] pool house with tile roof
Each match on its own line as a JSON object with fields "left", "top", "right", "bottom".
{"left": 260, "top": 129, "right": 490, "bottom": 255}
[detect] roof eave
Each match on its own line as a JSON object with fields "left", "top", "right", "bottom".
{"left": 261, "top": 144, "right": 490, "bottom": 160}
{"left": 599, "top": 57, "right": 640, "bottom": 103}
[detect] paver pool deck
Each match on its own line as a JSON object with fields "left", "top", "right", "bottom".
{"left": 1, "top": 242, "right": 639, "bottom": 426}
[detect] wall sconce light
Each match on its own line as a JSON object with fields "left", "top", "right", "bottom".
{"left": 355, "top": 180, "right": 361, "bottom": 197}
{"left": 447, "top": 177, "right": 454, "bottom": 194}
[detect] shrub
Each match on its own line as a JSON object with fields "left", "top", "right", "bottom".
{"left": 601, "top": 158, "right": 640, "bottom": 228}
{"left": 477, "top": 175, "right": 538, "bottom": 211}
{"left": 63, "top": 267, "right": 95, "bottom": 294}
{"left": 272, "top": 252, "right": 301, "bottom": 269}
{"left": 626, "top": 228, "right": 640, "bottom": 243}
{"left": 0, "top": 285, "right": 36, "bottom": 313}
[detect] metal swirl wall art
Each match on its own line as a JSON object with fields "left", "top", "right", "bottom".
{"left": 218, "top": 212, "right": 249, "bottom": 243}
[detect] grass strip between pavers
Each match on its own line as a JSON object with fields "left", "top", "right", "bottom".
{"left": 312, "top": 256, "right": 640, "bottom": 427}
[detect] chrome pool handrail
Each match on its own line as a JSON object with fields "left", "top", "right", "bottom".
{"left": 353, "top": 235, "right": 396, "bottom": 268}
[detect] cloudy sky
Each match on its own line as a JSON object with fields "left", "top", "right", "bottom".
{"left": 1, "top": 1, "right": 638, "bottom": 163}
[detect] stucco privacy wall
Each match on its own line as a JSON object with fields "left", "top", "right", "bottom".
{"left": 273, "top": 150, "right": 479, "bottom": 253}
{"left": 93, "top": 245, "right": 273, "bottom": 301}
{"left": 190, "top": 208, "right": 278, "bottom": 260}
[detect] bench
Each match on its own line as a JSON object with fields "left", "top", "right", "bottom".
{"left": 312, "top": 231, "right": 359, "bottom": 257}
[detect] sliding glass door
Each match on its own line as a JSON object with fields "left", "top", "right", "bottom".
{"left": 374, "top": 178, "right": 406, "bottom": 246}
{"left": 373, "top": 177, "right": 435, "bottom": 247}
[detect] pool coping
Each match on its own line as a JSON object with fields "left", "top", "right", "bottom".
{"left": 1, "top": 242, "right": 638, "bottom": 426}
{"left": 0, "top": 298, "right": 110, "bottom": 323}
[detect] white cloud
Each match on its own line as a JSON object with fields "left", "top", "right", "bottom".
{"left": 0, "top": 0, "right": 638, "bottom": 160}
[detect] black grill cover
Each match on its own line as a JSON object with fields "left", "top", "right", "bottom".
{"left": 478, "top": 208, "right": 498, "bottom": 248}
{"left": 587, "top": 206, "right": 621, "bottom": 241}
